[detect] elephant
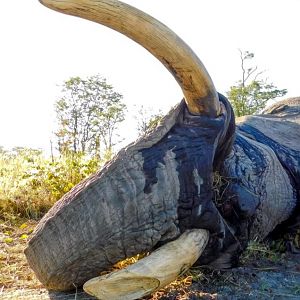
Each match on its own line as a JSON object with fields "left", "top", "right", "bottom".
{"left": 25, "top": 0, "right": 300, "bottom": 299}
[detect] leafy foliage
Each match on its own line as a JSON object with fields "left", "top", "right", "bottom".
{"left": 55, "top": 75, "right": 126, "bottom": 157}
{"left": 227, "top": 50, "right": 287, "bottom": 117}
{"left": 0, "top": 147, "right": 101, "bottom": 220}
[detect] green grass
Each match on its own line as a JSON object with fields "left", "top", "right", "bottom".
{"left": 0, "top": 148, "right": 102, "bottom": 221}
{"left": 241, "top": 240, "right": 284, "bottom": 264}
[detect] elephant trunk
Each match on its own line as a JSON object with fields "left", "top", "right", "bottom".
{"left": 25, "top": 105, "right": 184, "bottom": 291}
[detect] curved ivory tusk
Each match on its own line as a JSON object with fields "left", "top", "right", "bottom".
{"left": 83, "top": 229, "right": 209, "bottom": 300}
{"left": 39, "top": 0, "right": 220, "bottom": 117}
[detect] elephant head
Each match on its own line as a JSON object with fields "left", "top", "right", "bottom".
{"left": 26, "top": 1, "right": 296, "bottom": 299}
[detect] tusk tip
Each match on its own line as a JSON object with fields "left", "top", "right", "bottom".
{"left": 83, "top": 273, "right": 159, "bottom": 300}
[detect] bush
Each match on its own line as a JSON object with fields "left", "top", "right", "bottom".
{"left": 0, "top": 148, "right": 102, "bottom": 220}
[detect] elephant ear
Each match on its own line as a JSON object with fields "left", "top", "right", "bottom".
{"left": 223, "top": 97, "right": 300, "bottom": 247}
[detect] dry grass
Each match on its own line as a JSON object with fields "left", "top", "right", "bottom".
{"left": 0, "top": 219, "right": 212, "bottom": 299}
{"left": 1, "top": 218, "right": 299, "bottom": 299}
{"left": 149, "top": 268, "right": 217, "bottom": 300}
{"left": 212, "top": 172, "right": 235, "bottom": 213}
{"left": 0, "top": 219, "right": 43, "bottom": 293}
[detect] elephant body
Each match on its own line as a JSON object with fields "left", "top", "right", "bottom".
{"left": 221, "top": 97, "right": 299, "bottom": 252}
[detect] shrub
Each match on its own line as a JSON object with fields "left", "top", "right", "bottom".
{"left": 0, "top": 148, "right": 102, "bottom": 220}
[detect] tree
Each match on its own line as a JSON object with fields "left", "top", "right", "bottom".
{"left": 227, "top": 50, "right": 287, "bottom": 117}
{"left": 134, "top": 105, "right": 164, "bottom": 137}
{"left": 55, "top": 75, "right": 126, "bottom": 157}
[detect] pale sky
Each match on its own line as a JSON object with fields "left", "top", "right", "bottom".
{"left": 1, "top": 0, "right": 299, "bottom": 153}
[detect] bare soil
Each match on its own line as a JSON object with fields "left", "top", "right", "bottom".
{"left": 1, "top": 220, "right": 300, "bottom": 300}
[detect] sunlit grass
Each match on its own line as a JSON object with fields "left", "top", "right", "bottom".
{"left": 0, "top": 148, "right": 101, "bottom": 221}
{"left": 0, "top": 220, "right": 42, "bottom": 292}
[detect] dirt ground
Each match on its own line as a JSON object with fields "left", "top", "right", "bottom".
{"left": 1, "top": 220, "right": 300, "bottom": 300}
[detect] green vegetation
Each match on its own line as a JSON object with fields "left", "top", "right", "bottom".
{"left": 241, "top": 240, "right": 284, "bottom": 264}
{"left": 0, "top": 147, "right": 102, "bottom": 221}
{"left": 55, "top": 75, "right": 126, "bottom": 157}
{"left": 227, "top": 50, "right": 287, "bottom": 117}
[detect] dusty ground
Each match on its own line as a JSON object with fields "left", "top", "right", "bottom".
{"left": 1, "top": 220, "right": 300, "bottom": 300}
